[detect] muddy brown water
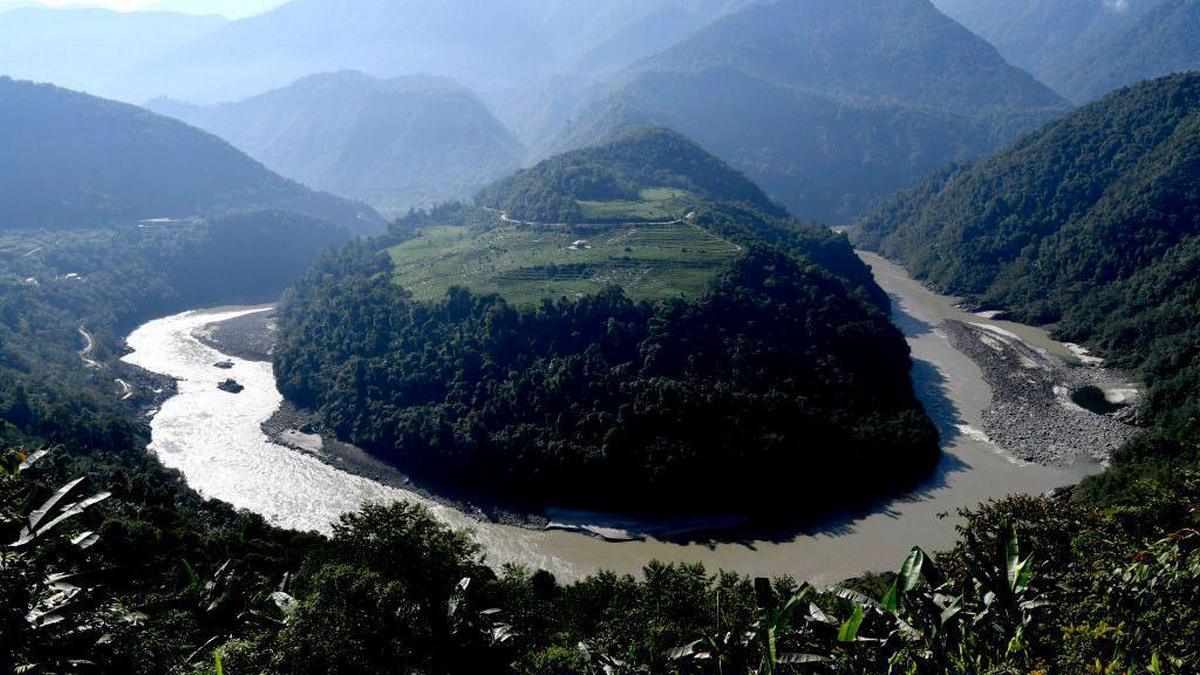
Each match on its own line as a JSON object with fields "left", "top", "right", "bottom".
{"left": 122, "top": 253, "right": 1096, "bottom": 583}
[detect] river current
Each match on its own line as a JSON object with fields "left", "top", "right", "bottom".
{"left": 121, "top": 253, "right": 1095, "bottom": 583}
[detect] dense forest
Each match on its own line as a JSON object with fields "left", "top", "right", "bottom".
{"left": 2, "top": 6, "right": 1199, "bottom": 670}
{"left": 275, "top": 239, "right": 936, "bottom": 516}
{"left": 856, "top": 73, "right": 1200, "bottom": 470}
{"left": 0, "top": 124, "right": 1194, "bottom": 675}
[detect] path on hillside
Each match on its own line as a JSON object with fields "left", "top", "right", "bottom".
{"left": 491, "top": 208, "right": 743, "bottom": 252}
{"left": 78, "top": 326, "right": 102, "bottom": 370}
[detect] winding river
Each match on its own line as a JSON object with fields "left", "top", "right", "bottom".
{"left": 121, "top": 253, "right": 1097, "bottom": 583}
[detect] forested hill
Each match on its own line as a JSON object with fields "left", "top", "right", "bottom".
{"left": 148, "top": 72, "right": 526, "bottom": 217}
{"left": 476, "top": 127, "right": 785, "bottom": 223}
{"left": 273, "top": 129, "right": 938, "bottom": 518}
{"left": 550, "top": 0, "right": 1067, "bottom": 224}
{"left": 856, "top": 71, "right": 1200, "bottom": 442}
{"left": 0, "top": 77, "right": 384, "bottom": 232}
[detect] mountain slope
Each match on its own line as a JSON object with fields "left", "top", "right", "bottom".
{"left": 0, "top": 7, "right": 225, "bottom": 101}
{"left": 0, "top": 77, "right": 383, "bottom": 232}
{"left": 552, "top": 0, "right": 1067, "bottom": 223}
{"left": 1054, "top": 0, "right": 1200, "bottom": 102}
{"left": 856, "top": 72, "right": 1200, "bottom": 435}
{"left": 934, "top": 0, "right": 1200, "bottom": 103}
{"left": 272, "top": 128, "right": 937, "bottom": 517}
{"left": 150, "top": 72, "right": 526, "bottom": 216}
{"left": 478, "top": 127, "right": 785, "bottom": 223}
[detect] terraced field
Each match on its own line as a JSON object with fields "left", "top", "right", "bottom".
{"left": 388, "top": 217, "right": 743, "bottom": 306}
{"left": 576, "top": 188, "right": 693, "bottom": 222}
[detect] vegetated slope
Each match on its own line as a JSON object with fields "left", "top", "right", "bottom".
{"left": 149, "top": 72, "right": 526, "bottom": 216}
{"left": 397, "top": 128, "right": 876, "bottom": 307}
{"left": 478, "top": 127, "right": 785, "bottom": 223}
{"left": 551, "top": 0, "right": 1067, "bottom": 223}
{"left": 273, "top": 128, "right": 936, "bottom": 518}
{"left": 934, "top": 0, "right": 1200, "bottom": 103}
{"left": 0, "top": 7, "right": 225, "bottom": 101}
{"left": 1054, "top": 0, "right": 1200, "bottom": 103}
{"left": 856, "top": 72, "right": 1200, "bottom": 443}
{"left": 0, "top": 77, "right": 383, "bottom": 233}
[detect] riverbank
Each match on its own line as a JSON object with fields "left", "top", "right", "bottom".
{"left": 197, "top": 309, "right": 742, "bottom": 541}
{"left": 942, "top": 320, "right": 1139, "bottom": 466}
{"left": 194, "top": 306, "right": 277, "bottom": 361}
{"left": 126, "top": 254, "right": 1099, "bottom": 584}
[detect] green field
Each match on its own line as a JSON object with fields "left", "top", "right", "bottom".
{"left": 388, "top": 219, "right": 743, "bottom": 306}
{"left": 576, "top": 187, "right": 694, "bottom": 222}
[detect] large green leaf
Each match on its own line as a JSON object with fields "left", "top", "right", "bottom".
{"left": 899, "top": 547, "right": 924, "bottom": 592}
{"left": 1005, "top": 525, "right": 1021, "bottom": 593}
{"left": 837, "top": 605, "right": 864, "bottom": 643}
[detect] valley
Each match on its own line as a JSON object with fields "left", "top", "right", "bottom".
{"left": 3, "top": 2, "right": 1198, "bottom": 671}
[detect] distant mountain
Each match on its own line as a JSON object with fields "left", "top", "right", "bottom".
{"left": 856, "top": 73, "right": 1200, "bottom": 429}
{"left": 495, "top": 0, "right": 754, "bottom": 145}
{"left": 113, "top": 0, "right": 556, "bottom": 104}
{"left": 0, "top": 77, "right": 383, "bottom": 232}
{"left": 106, "top": 0, "right": 753, "bottom": 106}
{"left": 149, "top": 72, "right": 526, "bottom": 217}
{"left": 478, "top": 127, "right": 785, "bottom": 223}
{"left": 0, "top": 7, "right": 225, "bottom": 101}
{"left": 552, "top": 0, "right": 1067, "bottom": 223}
{"left": 1054, "top": 0, "right": 1200, "bottom": 102}
{"left": 145, "top": 0, "right": 286, "bottom": 19}
{"left": 934, "top": 0, "right": 1199, "bottom": 103}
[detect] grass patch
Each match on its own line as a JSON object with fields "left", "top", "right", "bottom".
{"left": 576, "top": 188, "right": 694, "bottom": 222}
{"left": 388, "top": 219, "right": 742, "bottom": 306}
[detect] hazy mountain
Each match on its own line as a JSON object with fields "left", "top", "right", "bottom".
{"left": 0, "top": 7, "right": 225, "bottom": 101}
{"left": 550, "top": 0, "right": 1067, "bottom": 224}
{"left": 113, "top": 0, "right": 557, "bottom": 104}
{"left": 145, "top": 0, "right": 287, "bottom": 18}
{"left": 1055, "top": 0, "right": 1200, "bottom": 102}
{"left": 0, "top": 77, "right": 382, "bottom": 232}
{"left": 934, "top": 0, "right": 1199, "bottom": 103}
{"left": 149, "top": 72, "right": 526, "bottom": 216}
{"left": 857, "top": 72, "right": 1200, "bottom": 374}
{"left": 495, "top": 0, "right": 754, "bottom": 145}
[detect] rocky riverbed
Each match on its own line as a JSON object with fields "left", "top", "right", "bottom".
{"left": 194, "top": 308, "right": 277, "bottom": 361}
{"left": 942, "top": 320, "right": 1140, "bottom": 466}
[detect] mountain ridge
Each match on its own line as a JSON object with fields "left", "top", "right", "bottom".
{"left": 0, "top": 77, "right": 383, "bottom": 232}
{"left": 549, "top": 0, "right": 1068, "bottom": 223}
{"left": 148, "top": 71, "right": 526, "bottom": 216}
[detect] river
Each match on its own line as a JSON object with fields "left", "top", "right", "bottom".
{"left": 121, "top": 253, "right": 1097, "bottom": 583}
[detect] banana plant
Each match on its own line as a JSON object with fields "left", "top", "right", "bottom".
{"left": 2, "top": 446, "right": 112, "bottom": 674}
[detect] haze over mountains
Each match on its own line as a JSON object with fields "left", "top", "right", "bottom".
{"left": 149, "top": 72, "right": 526, "bottom": 216}
{"left": 551, "top": 0, "right": 1068, "bottom": 222}
{"left": 0, "top": 77, "right": 381, "bottom": 231}
{"left": 105, "top": 0, "right": 749, "bottom": 106}
{"left": 0, "top": 6, "right": 225, "bottom": 100}
{"left": 935, "top": 0, "right": 1200, "bottom": 103}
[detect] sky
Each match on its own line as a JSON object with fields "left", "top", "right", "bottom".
{"left": 10, "top": 0, "right": 287, "bottom": 18}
